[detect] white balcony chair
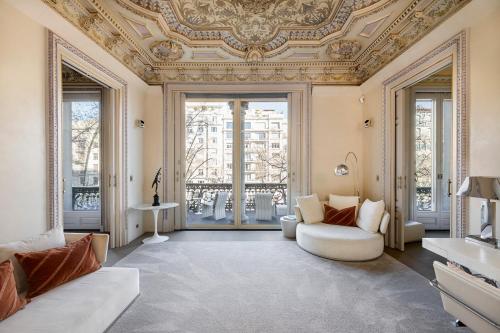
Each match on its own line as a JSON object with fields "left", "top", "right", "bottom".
{"left": 202, "top": 191, "right": 229, "bottom": 220}
{"left": 255, "top": 193, "right": 274, "bottom": 221}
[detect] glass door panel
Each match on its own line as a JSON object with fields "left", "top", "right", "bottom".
{"left": 414, "top": 98, "right": 435, "bottom": 212}
{"left": 62, "top": 92, "right": 102, "bottom": 230}
{"left": 184, "top": 101, "right": 234, "bottom": 226}
{"left": 241, "top": 100, "right": 289, "bottom": 225}
{"left": 413, "top": 93, "right": 451, "bottom": 230}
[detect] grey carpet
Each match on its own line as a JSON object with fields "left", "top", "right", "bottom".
{"left": 108, "top": 241, "right": 469, "bottom": 333}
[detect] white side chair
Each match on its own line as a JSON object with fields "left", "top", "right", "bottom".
{"left": 255, "top": 193, "right": 274, "bottom": 221}
{"left": 202, "top": 191, "right": 229, "bottom": 220}
{"left": 432, "top": 261, "right": 500, "bottom": 332}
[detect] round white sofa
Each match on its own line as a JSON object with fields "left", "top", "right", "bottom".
{"left": 295, "top": 205, "right": 390, "bottom": 261}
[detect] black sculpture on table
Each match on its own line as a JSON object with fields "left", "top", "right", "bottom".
{"left": 152, "top": 168, "right": 161, "bottom": 206}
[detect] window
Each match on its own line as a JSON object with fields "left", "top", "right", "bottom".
{"left": 244, "top": 133, "right": 251, "bottom": 140}
{"left": 257, "top": 132, "right": 266, "bottom": 140}
{"left": 226, "top": 122, "right": 233, "bottom": 129}
{"left": 226, "top": 143, "right": 232, "bottom": 149}
{"left": 226, "top": 163, "right": 232, "bottom": 169}
{"left": 271, "top": 133, "right": 280, "bottom": 139}
{"left": 245, "top": 163, "right": 251, "bottom": 171}
{"left": 198, "top": 169, "right": 204, "bottom": 176}
{"left": 271, "top": 122, "right": 280, "bottom": 129}
{"left": 271, "top": 143, "right": 280, "bottom": 149}
{"left": 197, "top": 126, "right": 203, "bottom": 133}
{"left": 211, "top": 127, "right": 217, "bottom": 132}
{"left": 198, "top": 138, "right": 204, "bottom": 143}
{"left": 93, "top": 152, "right": 99, "bottom": 160}
{"left": 226, "top": 132, "right": 232, "bottom": 139}
{"left": 93, "top": 176, "right": 99, "bottom": 185}
{"left": 244, "top": 122, "right": 251, "bottom": 129}
{"left": 211, "top": 138, "right": 217, "bottom": 144}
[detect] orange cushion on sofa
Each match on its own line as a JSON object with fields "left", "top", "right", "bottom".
{"left": 15, "top": 233, "right": 101, "bottom": 298}
{"left": 0, "top": 260, "right": 28, "bottom": 320}
{"left": 323, "top": 204, "right": 356, "bottom": 227}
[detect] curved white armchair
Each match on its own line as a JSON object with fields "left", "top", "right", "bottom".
{"left": 294, "top": 202, "right": 390, "bottom": 261}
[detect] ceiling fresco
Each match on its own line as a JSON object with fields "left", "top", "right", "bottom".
{"left": 43, "top": 0, "right": 469, "bottom": 84}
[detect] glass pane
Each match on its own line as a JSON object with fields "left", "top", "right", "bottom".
{"left": 241, "top": 101, "right": 288, "bottom": 225}
{"left": 441, "top": 98, "right": 452, "bottom": 212}
{"left": 415, "top": 99, "right": 435, "bottom": 212}
{"left": 62, "top": 96, "right": 102, "bottom": 214}
{"left": 185, "top": 101, "right": 234, "bottom": 225}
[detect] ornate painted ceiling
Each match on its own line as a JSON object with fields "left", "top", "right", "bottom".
{"left": 44, "top": 0, "right": 469, "bottom": 84}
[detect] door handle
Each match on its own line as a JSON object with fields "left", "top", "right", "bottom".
{"left": 448, "top": 179, "right": 452, "bottom": 197}
{"left": 397, "top": 176, "right": 402, "bottom": 189}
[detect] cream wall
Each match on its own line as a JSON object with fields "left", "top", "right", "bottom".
{"left": 311, "top": 86, "right": 364, "bottom": 201}
{"left": 142, "top": 86, "right": 164, "bottom": 231}
{"left": 360, "top": 0, "right": 500, "bottom": 234}
{"left": 0, "top": 1, "right": 48, "bottom": 243}
{"left": 1, "top": 1, "right": 150, "bottom": 243}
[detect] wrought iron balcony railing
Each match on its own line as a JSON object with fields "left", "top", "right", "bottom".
{"left": 416, "top": 186, "right": 432, "bottom": 211}
{"left": 186, "top": 183, "right": 287, "bottom": 213}
{"left": 72, "top": 186, "right": 100, "bottom": 211}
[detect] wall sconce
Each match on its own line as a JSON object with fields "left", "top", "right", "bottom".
{"left": 363, "top": 119, "right": 373, "bottom": 128}
{"left": 136, "top": 120, "right": 145, "bottom": 128}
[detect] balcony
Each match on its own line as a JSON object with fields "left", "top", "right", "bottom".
{"left": 186, "top": 183, "right": 288, "bottom": 225}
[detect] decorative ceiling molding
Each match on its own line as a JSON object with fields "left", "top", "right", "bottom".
{"left": 42, "top": 0, "right": 470, "bottom": 85}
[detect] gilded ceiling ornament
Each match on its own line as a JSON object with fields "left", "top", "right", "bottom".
{"left": 79, "top": 12, "right": 102, "bottom": 31}
{"left": 326, "top": 39, "right": 361, "bottom": 60}
{"left": 105, "top": 34, "right": 124, "bottom": 50}
{"left": 150, "top": 40, "right": 184, "bottom": 61}
{"left": 245, "top": 46, "right": 265, "bottom": 63}
{"left": 42, "top": 0, "right": 471, "bottom": 84}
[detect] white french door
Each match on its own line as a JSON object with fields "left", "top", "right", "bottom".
{"left": 411, "top": 92, "right": 452, "bottom": 230}
{"left": 175, "top": 94, "right": 298, "bottom": 229}
{"left": 62, "top": 90, "right": 103, "bottom": 230}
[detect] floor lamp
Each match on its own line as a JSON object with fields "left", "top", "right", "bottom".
{"left": 334, "top": 151, "right": 360, "bottom": 198}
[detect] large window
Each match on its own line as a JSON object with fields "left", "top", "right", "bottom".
{"left": 184, "top": 98, "right": 288, "bottom": 226}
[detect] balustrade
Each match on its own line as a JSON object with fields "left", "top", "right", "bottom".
{"left": 186, "top": 183, "right": 287, "bottom": 213}
{"left": 72, "top": 186, "right": 100, "bottom": 211}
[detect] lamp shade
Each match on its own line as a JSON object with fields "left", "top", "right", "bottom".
{"left": 456, "top": 176, "right": 500, "bottom": 200}
{"left": 335, "top": 163, "right": 349, "bottom": 176}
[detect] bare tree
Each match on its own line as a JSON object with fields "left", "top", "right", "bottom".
{"left": 71, "top": 101, "right": 100, "bottom": 186}
{"left": 255, "top": 149, "right": 288, "bottom": 183}
{"left": 184, "top": 105, "right": 215, "bottom": 183}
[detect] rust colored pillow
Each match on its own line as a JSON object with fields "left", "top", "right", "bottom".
{"left": 324, "top": 204, "right": 356, "bottom": 226}
{"left": 15, "top": 234, "right": 101, "bottom": 298}
{"left": 0, "top": 260, "right": 28, "bottom": 320}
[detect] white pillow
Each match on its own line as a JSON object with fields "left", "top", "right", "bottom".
{"left": 296, "top": 194, "right": 324, "bottom": 224}
{"left": 356, "top": 199, "right": 385, "bottom": 233}
{"left": 329, "top": 194, "right": 360, "bottom": 218}
{"left": 0, "top": 227, "right": 65, "bottom": 292}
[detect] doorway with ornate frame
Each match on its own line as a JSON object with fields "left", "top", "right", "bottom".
{"left": 48, "top": 32, "right": 128, "bottom": 248}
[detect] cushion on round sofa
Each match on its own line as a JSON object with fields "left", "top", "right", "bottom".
{"left": 296, "top": 223, "right": 384, "bottom": 261}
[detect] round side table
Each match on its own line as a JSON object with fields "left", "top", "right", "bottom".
{"left": 132, "top": 202, "right": 179, "bottom": 244}
{"left": 280, "top": 215, "right": 297, "bottom": 239}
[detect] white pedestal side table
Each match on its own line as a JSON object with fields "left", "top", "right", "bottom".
{"left": 132, "top": 202, "right": 179, "bottom": 244}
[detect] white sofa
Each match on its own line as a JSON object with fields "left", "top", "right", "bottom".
{"left": 0, "top": 233, "right": 139, "bottom": 333}
{"left": 294, "top": 202, "right": 390, "bottom": 261}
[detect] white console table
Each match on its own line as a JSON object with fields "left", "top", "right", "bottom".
{"left": 423, "top": 238, "right": 500, "bottom": 281}
{"left": 132, "top": 202, "right": 178, "bottom": 244}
